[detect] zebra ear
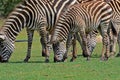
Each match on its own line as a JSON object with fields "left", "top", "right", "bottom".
{"left": 0, "top": 34, "right": 5, "bottom": 41}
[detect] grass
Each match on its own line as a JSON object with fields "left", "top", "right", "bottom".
{"left": 0, "top": 19, "right": 120, "bottom": 80}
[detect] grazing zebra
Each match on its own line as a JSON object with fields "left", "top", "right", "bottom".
{"left": 79, "top": 0, "right": 120, "bottom": 57}
{"left": 25, "top": 0, "right": 81, "bottom": 62}
{"left": 51, "top": 1, "right": 113, "bottom": 61}
{"left": 0, "top": 0, "right": 81, "bottom": 62}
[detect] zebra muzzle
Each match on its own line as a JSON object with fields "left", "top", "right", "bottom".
{"left": 0, "top": 56, "right": 8, "bottom": 63}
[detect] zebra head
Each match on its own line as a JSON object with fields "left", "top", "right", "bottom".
{"left": 0, "top": 33, "right": 15, "bottom": 62}
{"left": 53, "top": 41, "right": 66, "bottom": 62}
{"left": 87, "top": 36, "right": 97, "bottom": 54}
{"left": 86, "top": 31, "right": 98, "bottom": 55}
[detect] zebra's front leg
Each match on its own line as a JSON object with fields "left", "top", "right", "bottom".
{"left": 79, "top": 30, "right": 90, "bottom": 61}
{"left": 116, "top": 31, "right": 120, "bottom": 57}
{"left": 70, "top": 35, "right": 77, "bottom": 62}
{"left": 24, "top": 30, "right": 34, "bottom": 62}
{"left": 62, "top": 34, "right": 73, "bottom": 62}
{"left": 39, "top": 26, "right": 50, "bottom": 62}
{"left": 40, "top": 37, "right": 50, "bottom": 63}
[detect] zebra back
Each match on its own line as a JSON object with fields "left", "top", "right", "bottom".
{"left": 51, "top": 1, "right": 113, "bottom": 42}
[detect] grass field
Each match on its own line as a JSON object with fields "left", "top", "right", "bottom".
{"left": 0, "top": 19, "right": 120, "bottom": 80}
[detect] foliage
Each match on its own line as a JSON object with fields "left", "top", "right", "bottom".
{"left": 0, "top": 0, "right": 21, "bottom": 17}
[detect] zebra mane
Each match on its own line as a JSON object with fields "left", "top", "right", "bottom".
{"left": 0, "top": 28, "right": 5, "bottom": 41}
{"left": 5, "top": 1, "right": 25, "bottom": 20}
{"left": 6, "top": 0, "right": 51, "bottom": 20}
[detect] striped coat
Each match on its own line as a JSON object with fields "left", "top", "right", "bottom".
{"left": 51, "top": 1, "right": 113, "bottom": 60}
{"left": 80, "top": 0, "right": 120, "bottom": 57}
{"left": 0, "top": 0, "right": 79, "bottom": 62}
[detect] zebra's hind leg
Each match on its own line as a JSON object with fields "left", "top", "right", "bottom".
{"left": 100, "top": 26, "right": 110, "bottom": 61}
{"left": 24, "top": 30, "right": 34, "bottom": 62}
{"left": 109, "top": 34, "right": 117, "bottom": 57}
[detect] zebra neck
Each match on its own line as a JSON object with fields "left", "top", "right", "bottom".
{"left": 2, "top": 13, "right": 27, "bottom": 42}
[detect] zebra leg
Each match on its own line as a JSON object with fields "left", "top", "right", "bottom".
{"left": 100, "top": 24, "right": 110, "bottom": 61}
{"left": 40, "top": 37, "right": 50, "bottom": 63}
{"left": 47, "top": 34, "right": 52, "bottom": 52}
{"left": 109, "top": 32, "right": 117, "bottom": 57}
{"left": 41, "top": 38, "right": 46, "bottom": 57}
{"left": 39, "top": 25, "right": 50, "bottom": 62}
{"left": 70, "top": 34, "right": 77, "bottom": 62}
{"left": 79, "top": 30, "right": 90, "bottom": 60}
{"left": 116, "top": 31, "right": 120, "bottom": 57}
{"left": 53, "top": 43, "right": 59, "bottom": 62}
{"left": 24, "top": 29, "right": 34, "bottom": 62}
{"left": 62, "top": 34, "right": 73, "bottom": 62}
{"left": 101, "top": 34, "right": 109, "bottom": 61}
{"left": 108, "top": 22, "right": 119, "bottom": 57}
{"left": 41, "top": 34, "right": 51, "bottom": 57}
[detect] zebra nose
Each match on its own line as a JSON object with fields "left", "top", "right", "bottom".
{"left": 54, "top": 54, "right": 63, "bottom": 62}
{"left": 0, "top": 56, "right": 8, "bottom": 62}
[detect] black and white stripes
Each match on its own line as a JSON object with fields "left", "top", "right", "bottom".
{"left": 51, "top": 1, "right": 113, "bottom": 60}
{"left": 80, "top": 0, "right": 120, "bottom": 57}
{"left": 0, "top": 0, "right": 79, "bottom": 62}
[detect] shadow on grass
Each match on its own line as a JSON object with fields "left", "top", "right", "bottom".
{"left": 77, "top": 54, "right": 100, "bottom": 58}
{"left": 8, "top": 60, "right": 55, "bottom": 63}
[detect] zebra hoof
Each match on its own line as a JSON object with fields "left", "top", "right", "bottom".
{"left": 54, "top": 57, "right": 57, "bottom": 62}
{"left": 23, "top": 57, "right": 30, "bottom": 62}
{"left": 86, "top": 57, "right": 90, "bottom": 61}
{"left": 42, "top": 51, "right": 46, "bottom": 57}
{"left": 54, "top": 57, "right": 63, "bottom": 62}
{"left": 116, "top": 53, "right": 120, "bottom": 57}
{"left": 45, "top": 59, "right": 49, "bottom": 63}
{"left": 100, "top": 57, "right": 108, "bottom": 61}
{"left": 61, "top": 56, "right": 67, "bottom": 62}
{"left": 70, "top": 58, "right": 74, "bottom": 62}
{"left": 70, "top": 57, "right": 76, "bottom": 62}
{"left": 0, "top": 60, "right": 8, "bottom": 63}
{"left": 24, "top": 59, "right": 29, "bottom": 62}
{"left": 82, "top": 52, "right": 89, "bottom": 57}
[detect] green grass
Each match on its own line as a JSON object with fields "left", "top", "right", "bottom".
{"left": 0, "top": 19, "right": 120, "bottom": 80}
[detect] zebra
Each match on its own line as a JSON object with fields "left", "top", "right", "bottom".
{"left": 50, "top": 0, "right": 113, "bottom": 61}
{"left": 79, "top": 0, "right": 120, "bottom": 57}
{"left": 24, "top": 0, "right": 83, "bottom": 62}
{"left": 0, "top": 0, "right": 81, "bottom": 62}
